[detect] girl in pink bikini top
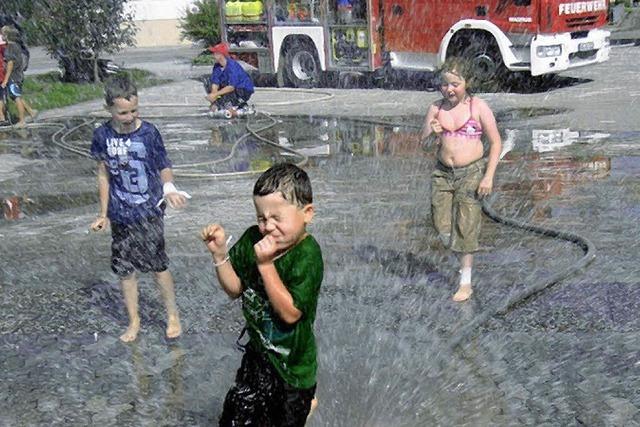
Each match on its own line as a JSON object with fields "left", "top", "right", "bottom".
{"left": 435, "top": 97, "right": 483, "bottom": 139}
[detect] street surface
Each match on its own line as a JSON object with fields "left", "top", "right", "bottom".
{"left": 2, "top": 40, "right": 639, "bottom": 425}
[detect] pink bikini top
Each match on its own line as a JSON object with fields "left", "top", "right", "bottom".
{"left": 436, "top": 97, "right": 483, "bottom": 138}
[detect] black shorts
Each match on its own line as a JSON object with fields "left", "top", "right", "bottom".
{"left": 110, "top": 216, "right": 169, "bottom": 277}
{"left": 214, "top": 88, "right": 253, "bottom": 109}
{"left": 220, "top": 347, "right": 316, "bottom": 427}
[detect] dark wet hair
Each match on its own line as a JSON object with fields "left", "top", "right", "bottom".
{"left": 253, "top": 163, "right": 313, "bottom": 207}
{"left": 104, "top": 75, "right": 138, "bottom": 106}
{"left": 435, "top": 56, "right": 475, "bottom": 94}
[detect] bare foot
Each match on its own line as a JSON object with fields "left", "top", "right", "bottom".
{"left": 120, "top": 318, "right": 141, "bottom": 342}
{"left": 452, "top": 284, "right": 473, "bottom": 302}
{"left": 15, "top": 121, "right": 26, "bottom": 128}
{"left": 166, "top": 314, "right": 182, "bottom": 339}
{"left": 307, "top": 396, "right": 318, "bottom": 419}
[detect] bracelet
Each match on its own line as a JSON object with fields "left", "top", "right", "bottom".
{"left": 213, "top": 256, "right": 230, "bottom": 267}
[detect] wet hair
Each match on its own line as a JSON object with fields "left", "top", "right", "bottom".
{"left": 435, "top": 56, "right": 475, "bottom": 94}
{"left": 103, "top": 75, "right": 138, "bottom": 106}
{"left": 253, "top": 163, "right": 313, "bottom": 207}
{"left": 1, "top": 25, "right": 19, "bottom": 43}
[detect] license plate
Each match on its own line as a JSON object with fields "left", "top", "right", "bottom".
{"left": 579, "top": 42, "right": 594, "bottom": 52}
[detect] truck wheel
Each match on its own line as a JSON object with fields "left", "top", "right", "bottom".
{"left": 463, "top": 41, "right": 505, "bottom": 86}
{"left": 283, "top": 40, "right": 322, "bottom": 88}
{"left": 451, "top": 35, "right": 505, "bottom": 87}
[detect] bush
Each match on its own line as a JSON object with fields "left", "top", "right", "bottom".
{"left": 179, "top": 0, "right": 220, "bottom": 47}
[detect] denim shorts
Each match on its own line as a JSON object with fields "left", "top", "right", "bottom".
{"left": 6, "top": 81, "right": 22, "bottom": 100}
{"left": 431, "top": 158, "right": 486, "bottom": 253}
{"left": 110, "top": 216, "right": 169, "bottom": 277}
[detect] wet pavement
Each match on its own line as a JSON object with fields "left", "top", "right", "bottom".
{"left": 2, "top": 45, "right": 640, "bottom": 425}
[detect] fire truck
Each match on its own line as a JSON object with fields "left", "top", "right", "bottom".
{"left": 219, "top": 0, "right": 611, "bottom": 87}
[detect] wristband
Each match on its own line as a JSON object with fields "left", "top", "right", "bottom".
{"left": 157, "top": 182, "right": 192, "bottom": 207}
{"left": 213, "top": 256, "right": 230, "bottom": 267}
{"left": 212, "top": 235, "right": 233, "bottom": 267}
{"left": 163, "top": 182, "right": 178, "bottom": 196}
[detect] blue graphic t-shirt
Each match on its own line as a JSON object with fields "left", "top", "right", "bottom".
{"left": 210, "top": 58, "right": 255, "bottom": 93}
{"left": 90, "top": 120, "right": 171, "bottom": 224}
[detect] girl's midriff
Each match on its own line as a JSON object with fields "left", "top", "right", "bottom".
{"left": 437, "top": 136, "right": 484, "bottom": 168}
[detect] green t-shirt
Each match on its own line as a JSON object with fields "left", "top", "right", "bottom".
{"left": 229, "top": 225, "right": 324, "bottom": 389}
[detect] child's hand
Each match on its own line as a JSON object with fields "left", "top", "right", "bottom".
{"left": 477, "top": 176, "right": 494, "bottom": 197}
{"left": 430, "top": 119, "right": 443, "bottom": 135}
{"left": 90, "top": 216, "right": 109, "bottom": 232}
{"left": 254, "top": 235, "right": 279, "bottom": 265}
{"left": 201, "top": 224, "right": 228, "bottom": 257}
{"left": 165, "top": 192, "right": 187, "bottom": 209}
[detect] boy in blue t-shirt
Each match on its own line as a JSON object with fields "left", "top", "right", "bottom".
{"left": 205, "top": 42, "right": 254, "bottom": 113}
{"left": 90, "top": 75, "right": 189, "bottom": 342}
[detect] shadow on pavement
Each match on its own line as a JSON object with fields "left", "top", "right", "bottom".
{"left": 226, "top": 69, "right": 593, "bottom": 94}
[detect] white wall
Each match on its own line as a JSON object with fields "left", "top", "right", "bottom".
{"left": 127, "top": 0, "right": 197, "bottom": 21}
{"left": 126, "top": 0, "right": 200, "bottom": 46}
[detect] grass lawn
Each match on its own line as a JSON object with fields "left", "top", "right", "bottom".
{"left": 4, "top": 69, "right": 171, "bottom": 118}
{"left": 192, "top": 51, "right": 215, "bottom": 65}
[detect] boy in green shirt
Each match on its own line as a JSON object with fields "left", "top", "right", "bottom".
{"left": 202, "top": 163, "right": 323, "bottom": 426}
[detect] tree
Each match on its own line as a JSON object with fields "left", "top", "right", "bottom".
{"left": 0, "top": 1, "right": 35, "bottom": 23}
{"left": 179, "top": 0, "right": 220, "bottom": 47}
{"left": 30, "top": 0, "right": 137, "bottom": 83}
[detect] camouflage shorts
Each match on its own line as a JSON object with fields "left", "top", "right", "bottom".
{"left": 431, "top": 158, "right": 486, "bottom": 253}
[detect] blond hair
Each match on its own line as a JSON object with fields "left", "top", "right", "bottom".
{"left": 437, "top": 57, "right": 475, "bottom": 93}
{"left": 1, "top": 25, "right": 20, "bottom": 43}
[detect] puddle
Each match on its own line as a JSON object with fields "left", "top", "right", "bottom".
{"left": 0, "top": 115, "right": 631, "bottom": 219}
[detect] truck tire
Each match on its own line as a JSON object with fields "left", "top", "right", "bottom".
{"left": 450, "top": 33, "right": 505, "bottom": 88}
{"left": 465, "top": 43, "right": 504, "bottom": 87}
{"left": 283, "top": 40, "right": 322, "bottom": 88}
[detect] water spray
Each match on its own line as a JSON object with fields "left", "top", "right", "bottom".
{"left": 0, "top": 97, "right": 597, "bottom": 357}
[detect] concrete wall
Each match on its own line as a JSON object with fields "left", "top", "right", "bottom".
{"left": 127, "top": 0, "right": 198, "bottom": 47}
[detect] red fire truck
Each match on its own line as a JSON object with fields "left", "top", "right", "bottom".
{"left": 219, "top": 0, "right": 611, "bottom": 87}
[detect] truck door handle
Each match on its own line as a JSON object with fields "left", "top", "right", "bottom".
{"left": 392, "top": 4, "right": 403, "bottom": 16}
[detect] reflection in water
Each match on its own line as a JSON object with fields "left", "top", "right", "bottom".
{"left": 299, "top": 120, "right": 612, "bottom": 222}
{"left": 273, "top": 117, "right": 425, "bottom": 159}
{"left": 128, "top": 343, "right": 186, "bottom": 421}
{"left": 499, "top": 128, "right": 611, "bottom": 220}
{"left": 209, "top": 128, "right": 223, "bottom": 147}
{"left": 530, "top": 128, "right": 609, "bottom": 153}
